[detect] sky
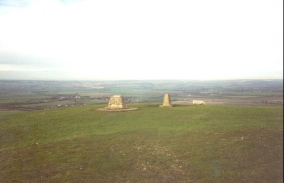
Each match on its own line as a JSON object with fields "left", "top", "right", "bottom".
{"left": 0, "top": 0, "right": 283, "bottom": 80}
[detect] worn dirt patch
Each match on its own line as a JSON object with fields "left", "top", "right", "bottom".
{"left": 96, "top": 107, "right": 138, "bottom": 112}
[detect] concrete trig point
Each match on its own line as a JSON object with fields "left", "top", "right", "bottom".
{"left": 160, "top": 94, "right": 173, "bottom": 107}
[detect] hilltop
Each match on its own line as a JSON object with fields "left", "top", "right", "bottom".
{"left": 0, "top": 103, "right": 283, "bottom": 182}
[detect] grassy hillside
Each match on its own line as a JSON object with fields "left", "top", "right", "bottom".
{"left": 0, "top": 104, "right": 283, "bottom": 183}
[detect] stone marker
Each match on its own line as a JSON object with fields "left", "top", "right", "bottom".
{"left": 160, "top": 94, "right": 173, "bottom": 107}
{"left": 105, "top": 95, "right": 127, "bottom": 109}
{"left": 97, "top": 95, "right": 138, "bottom": 111}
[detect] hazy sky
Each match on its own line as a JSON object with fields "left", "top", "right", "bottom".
{"left": 0, "top": 0, "right": 283, "bottom": 80}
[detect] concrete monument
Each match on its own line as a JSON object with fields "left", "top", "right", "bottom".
{"left": 106, "top": 95, "right": 127, "bottom": 109}
{"left": 160, "top": 94, "right": 173, "bottom": 107}
{"left": 97, "top": 95, "right": 138, "bottom": 111}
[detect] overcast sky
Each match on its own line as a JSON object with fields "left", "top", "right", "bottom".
{"left": 0, "top": 0, "right": 283, "bottom": 80}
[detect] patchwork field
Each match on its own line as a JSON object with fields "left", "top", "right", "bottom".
{"left": 0, "top": 104, "right": 282, "bottom": 182}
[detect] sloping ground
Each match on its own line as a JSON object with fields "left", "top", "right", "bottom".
{"left": 0, "top": 104, "right": 283, "bottom": 183}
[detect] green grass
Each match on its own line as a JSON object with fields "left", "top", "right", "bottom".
{"left": 0, "top": 104, "right": 282, "bottom": 182}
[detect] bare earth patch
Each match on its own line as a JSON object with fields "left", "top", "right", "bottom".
{"left": 96, "top": 107, "right": 138, "bottom": 112}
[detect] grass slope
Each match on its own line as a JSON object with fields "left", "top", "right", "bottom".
{"left": 0, "top": 104, "right": 283, "bottom": 183}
